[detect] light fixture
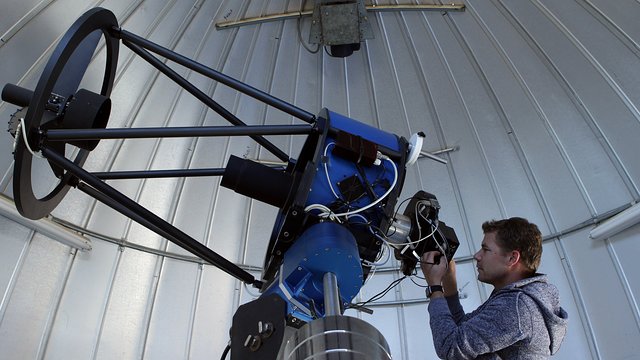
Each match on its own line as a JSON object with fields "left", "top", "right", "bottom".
{"left": 589, "top": 202, "right": 640, "bottom": 241}
{"left": 309, "top": 0, "right": 374, "bottom": 57}
{"left": 0, "top": 194, "right": 91, "bottom": 250}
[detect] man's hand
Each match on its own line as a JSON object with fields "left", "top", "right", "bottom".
{"left": 442, "top": 259, "right": 457, "bottom": 297}
{"left": 420, "top": 251, "right": 449, "bottom": 285}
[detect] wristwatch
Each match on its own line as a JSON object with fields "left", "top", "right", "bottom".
{"left": 425, "top": 285, "right": 444, "bottom": 298}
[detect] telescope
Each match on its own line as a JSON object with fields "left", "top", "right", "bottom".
{"left": 2, "top": 8, "right": 458, "bottom": 359}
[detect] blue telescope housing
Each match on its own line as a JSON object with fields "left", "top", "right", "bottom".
{"left": 255, "top": 109, "right": 408, "bottom": 323}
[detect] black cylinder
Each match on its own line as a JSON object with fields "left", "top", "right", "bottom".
{"left": 2, "top": 84, "right": 33, "bottom": 107}
{"left": 63, "top": 89, "right": 111, "bottom": 150}
{"left": 221, "top": 155, "right": 292, "bottom": 208}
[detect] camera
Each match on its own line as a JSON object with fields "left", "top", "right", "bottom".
{"left": 386, "top": 191, "right": 460, "bottom": 275}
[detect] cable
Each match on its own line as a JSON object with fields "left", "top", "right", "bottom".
{"left": 370, "top": 225, "right": 399, "bottom": 250}
{"left": 304, "top": 203, "right": 341, "bottom": 222}
{"left": 309, "top": 153, "right": 397, "bottom": 220}
{"left": 403, "top": 213, "right": 437, "bottom": 247}
{"left": 243, "top": 281, "right": 261, "bottom": 298}
{"left": 346, "top": 213, "right": 369, "bottom": 225}
{"left": 323, "top": 142, "right": 341, "bottom": 200}
{"left": 409, "top": 274, "right": 428, "bottom": 288}
{"left": 220, "top": 342, "right": 231, "bottom": 360}
{"left": 17, "top": 118, "right": 44, "bottom": 158}
{"left": 297, "top": 0, "right": 320, "bottom": 54}
{"left": 333, "top": 157, "right": 398, "bottom": 218}
{"left": 430, "top": 222, "right": 448, "bottom": 259}
{"left": 362, "top": 240, "right": 391, "bottom": 267}
{"left": 352, "top": 275, "right": 407, "bottom": 309}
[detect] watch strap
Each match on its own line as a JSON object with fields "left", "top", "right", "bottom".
{"left": 426, "top": 285, "right": 444, "bottom": 298}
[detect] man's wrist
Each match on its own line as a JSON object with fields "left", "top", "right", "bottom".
{"left": 425, "top": 284, "right": 444, "bottom": 298}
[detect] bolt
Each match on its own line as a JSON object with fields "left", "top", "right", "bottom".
{"left": 259, "top": 321, "right": 274, "bottom": 338}
{"left": 284, "top": 232, "right": 289, "bottom": 237}
{"left": 244, "top": 334, "right": 262, "bottom": 352}
{"left": 292, "top": 210, "right": 298, "bottom": 216}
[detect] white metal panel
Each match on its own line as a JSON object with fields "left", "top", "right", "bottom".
{"left": 539, "top": 240, "right": 594, "bottom": 359}
{"left": 416, "top": 11, "right": 533, "bottom": 238}
{"left": 0, "top": 216, "right": 32, "bottom": 320}
{"left": 609, "top": 223, "right": 640, "bottom": 329}
{"left": 143, "top": 259, "right": 199, "bottom": 360}
{"left": 452, "top": 1, "right": 591, "bottom": 231}
{"left": 468, "top": 0, "right": 634, "bottom": 214}
{"left": 0, "top": 234, "right": 71, "bottom": 359}
{"left": 502, "top": 1, "right": 640, "bottom": 195}
{"left": 93, "top": 249, "right": 160, "bottom": 360}
{"left": 562, "top": 227, "right": 640, "bottom": 358}
{"left": 1, "top": 0, "right": 640, "bottom": 359}
{"left": 42, "top": 240, "right": 120, "bottom": 359}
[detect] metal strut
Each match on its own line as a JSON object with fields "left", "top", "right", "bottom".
{"left": 40, "top": 146, "right": 261, "bottom": 287}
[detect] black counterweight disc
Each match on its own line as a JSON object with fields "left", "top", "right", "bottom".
{"left": 13, "top": 7, "right": 119, "bottom": 219}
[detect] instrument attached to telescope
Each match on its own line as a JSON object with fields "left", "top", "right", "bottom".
{"left": 2, "top": 7, "right": 458, "bottom": 359}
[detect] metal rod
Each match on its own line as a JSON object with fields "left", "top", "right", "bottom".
{"left": 367, "top": 4, "right": 465, "bottom": 12}
{"left": 77, "top": 182, "right": 179, "bottom": 247}
{"left": 430, "top": 146, "right": 458, "bottom": 155}
{"left": 92, "top": 165, "right": 285, "bottom": 180}
{"left": 419, "top": 151, "right": 448, "bottom": 164}
{"left": 216, "top": 11, "right": 312, "bottom": 29}
{"left": 0, "top": 194, "right": 92, "bottom": 250}
{"left": 121, "top": 39, "right": 291, "bottom": 162}
{"left": 93, "top": 168, "right": 226, "bottom": 179}
{"left": 215, "top": 4, "right": 465, "bottom": 29}
{"left": 45, "top": 124, "right": 313, "bottom": 141}
{"left": 117, "top": 28, "right": 316, "bottom": 124}
{"left": 40, "top": 146, "right": 259, "bottom": 286}
{"left": 323, "top": 272, "right": 342, "bottom": 316}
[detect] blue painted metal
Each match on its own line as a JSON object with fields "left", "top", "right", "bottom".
{"left": 261, "top": 110, "right": 405, "bottom": 323}
{"left": 261, "top": 222, "right": 362, "bottom": 322}
{"left": 305, "top": 110, "right": 402, "bottom": 210}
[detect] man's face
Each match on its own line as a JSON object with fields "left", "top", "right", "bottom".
{"left": 473, "top": 231, "right": 511, "bottom": 286}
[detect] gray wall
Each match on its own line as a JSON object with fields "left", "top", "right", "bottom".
{"left": 1, "top": 0, "right": 639, "bottom": 359}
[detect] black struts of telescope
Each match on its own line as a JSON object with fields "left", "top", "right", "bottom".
{"left": 40, "top": 146, "right": 262, "bottom": 287}
{"left": 44, "top": 124, "right": 314, "bottom": 141}
{"left": 121, "top": 39, "right": 290, "bottom": 162}
{"left": 115, "top": 28, "right": 316, "bottom": 125}
{"left": 92, "top": 165, "right": 285, "bottom": 180}
{"left": 2, "top": 11, "right": 328, "bottom": 289}
{"left": 112, "top": 26, "right": 318, "bottom": 163}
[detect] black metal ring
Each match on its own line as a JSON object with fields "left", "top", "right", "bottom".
{"left": 13, "top": 7, "right": 119, "bottom": 219}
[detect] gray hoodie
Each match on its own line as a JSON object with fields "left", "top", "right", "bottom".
{"left": 428, "top": 274, "right": 568, "bottom": 359}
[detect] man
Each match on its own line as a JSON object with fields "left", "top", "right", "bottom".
{"left": 421, "top": 217, "right": 568, "bottom": 359}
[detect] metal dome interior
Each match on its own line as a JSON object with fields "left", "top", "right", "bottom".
{"left": 1, "top": 0, "right": 639, "bottom": 359}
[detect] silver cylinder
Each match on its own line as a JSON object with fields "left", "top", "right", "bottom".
{"left": 281, "top": 316, "right": 392, "bottom": 359}
{"left": 323, "top": 272, "right": 341, "bottom": 317}
{"left": 386, "top": 213, "right": 412, "bottom": 245}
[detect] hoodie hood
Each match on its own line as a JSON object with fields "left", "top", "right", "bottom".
{"left": 506, "top": 274, "right": 569, "bottom": 354}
